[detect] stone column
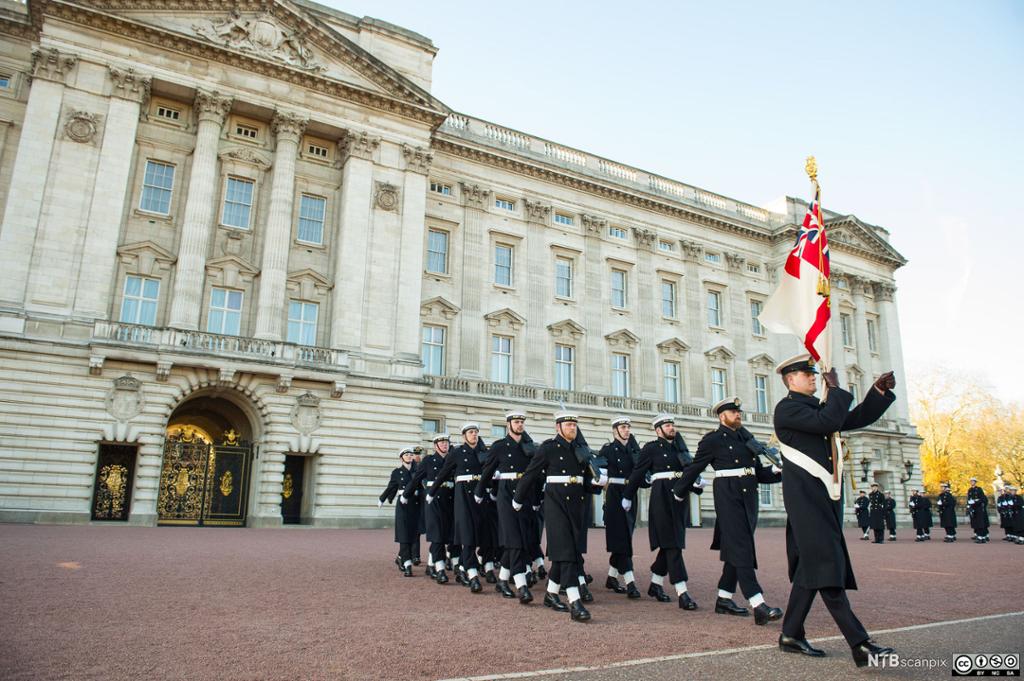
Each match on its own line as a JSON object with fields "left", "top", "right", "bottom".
{"left": 253, "top": 110, "right": 307, "bottom": 340}
{"left": 633, "top": 227, "right": 658, "bottom": 397}
{"left": 457, "top": 182, "right": 491, "bottom": 379}
{"left": 725, "top": 252, "right": 750, "bottom": 400}
{"left": 874, "top": 282, "right": 909, "bottom": 421}
{"left": 850, "top": 275, "right": 872, "bottom": 390}
{"left": 680, "top": 240, "right": 706, "bottom": 401}
{"left": 580, "top": 215, "right": 606, "bottom": 393}
{"left": 523, "top": 199, "right": 551, "bottom": 387}
{"left": 252, "top": 442, "right": 286, "bottom": 527}
{"left": 0, "top": 48, "right": 77, "bottom": 311}
{"left": 166, "top": 89, "right": 233, "bottom": 330}
{"left": 393, "top": 144, "right": 431, "bottom": 366}
{"left": 329, "top": 131, "right": 378, "bottom": 349}
{"left": 73, "top": 66, "right": 151, "bottom": 319}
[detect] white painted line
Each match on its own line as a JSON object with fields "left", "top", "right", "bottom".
{"left": 878, "top": 567, "right": 958, "bottom": 576}
{"left": 437, "top": 611, "right": 1024, "bottom": 681}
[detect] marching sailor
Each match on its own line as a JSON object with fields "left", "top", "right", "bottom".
{"left": 937, "top": 482, "right": 958, "bottom": 542}
{"left": 402, "top": 433, "right": 455, "bottom": 583}
{"left": 854, "top": 490, "right": 870, "bottom": 540}
{"left": 966, "top": 477, "right": 990, "bottom": 543}
{"left": 599, "top": 416, "right": 643, "bottom": 599}
{"left": 867, "top": 483, "right": 886, "bottom": 544}
{"left": 884, "top": 491, "right": 897, "bottom": 541}
{"left": 378, "top": 446, "right": 422, "bottom": 577}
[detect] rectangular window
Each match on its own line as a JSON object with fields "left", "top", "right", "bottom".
{"left": 848, "top": 374, "right": 860, "bottom": 407}
{"left": 611, "top": 353, "right": 630, "bottom": 397}
{"left": 0, "top": 74, "right": 11, "bottom": 90}
{"left": 705, "top": 252, "right": 722, "bottom": 264}
{"left": 555, "top": 257, "right": 573, "bottom": 298}
{"left": 491, "top": 335, "right": 512, "bottom": 383}
{"left": 421, "top": 325, "right": 445, "bottom": 375}
{"left": 287, "top": 301, "right": 318, "bottom": 346}
{"left": 430, "top": 181, "right": 452, "bottom": 195}
{"left": 755, "top": 374, "right": 768, "bottom": 413}
{"left": 221, "top": 177, "right": 254, "bottom": 229}
{"left": 306, "top": 142, "right": 329, "bottom": 159}
{"left": 554, "top": 213, "right": 574, "bottom": 226}
{"left": 867, "top": 318, "right": 878, "bottom": 353}
{"left": 422, "top": 418, "right": 441, "bottom": 434}
{"left": 658, "top": 240, "right": 674, "bottom": 252}
{"left": 747, "top": 263, "right": 761, "bottom": 274}
{"left": 426, "top": 229, "right": 449, "bottom": 274}
{"left": 207, "top": 287, "right": 243, "bottom": 336}
{"left": 711, "top": 368, "right": 727, "bottom": 403}
{"left": 759, "top": 483, "right": 773, "bottom": 507}
{"left": 155, "top": 105, "right": 180, "bottom": 121}
{"left": 494, "top": 244, "right": 513, "bottom": 287}
{"left": 707, "top": 290, "right": 722, "bottom": 327}
{"left": 611, "top": 269, "right": 627, "bottom": 308}
{"left": 491, "top": 425, "right": 507, "bottom": 439}
{"left": 554, "top": 344, "right": 575, "bottom": 390}
{"left": 235, "top": 123, "right": 259, "bottom": 139}
{"left": 663, "top": 361, "right": 681, "bottom": 403}
{"left": 495, "top": 197, "right": 516, "bottom": 211}
{"left": 608, "top": 226, "right": 627, "bottom": 239}
{"left": 297, "top": 194, "right": 326, "bottom": 244}
{"left": 841, "top": 313, "right": 854, "bottom": 347}
{"left": 661, "top": 280, "right": 677, "bottom": 318}
{"left": 120, "top": 276, "right": 159, "bottom": 326}
{"left": 750, "top": 299, "right": 764, "bottom": 336}
{"left": 139, "top": 160, "right": 175, "bottom": 215}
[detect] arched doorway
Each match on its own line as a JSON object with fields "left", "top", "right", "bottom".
{"left": 157, "top": 392, "right": 257, "bottom": 527}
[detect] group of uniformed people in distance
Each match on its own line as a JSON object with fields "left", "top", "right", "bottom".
{"left": 378, "top": 352, "right": 915, "bottom": 667}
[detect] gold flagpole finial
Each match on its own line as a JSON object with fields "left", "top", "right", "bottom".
{"left": 805, "top": 155, "right": 818, "bottom": 183}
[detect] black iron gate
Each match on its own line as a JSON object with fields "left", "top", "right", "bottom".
{"left": 157, "top": 429, "right": 251, "bottom": 527}
{"left": 92, "top": 444, "right": 137, "bottom": 521}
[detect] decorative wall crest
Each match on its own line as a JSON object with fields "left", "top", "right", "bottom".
{"left": 106, "top": 375, "right": 143, "bottom": 422}
{"left": 218, "top": 147, "right": 272, "bottom": 171}
{"left": 374, "top": 182, "right": 400, "bottom": 211}
{"left": 401, "top": 144, "right": 433, "bottom": 174}
{"left": 193, "top": 10, "right": 325, "bottom": 72}
{"left": 63, "top": 110, "right": 101, "bottom": 144}
{"left": 291, "top": 392, "right": 322, "bottom": 435}
{"left": 108, "top": 66, "right": 151, "bottom": 104}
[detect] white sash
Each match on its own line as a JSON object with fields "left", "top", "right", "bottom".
{"left": 779, "top": 438, "right": 844, "bottom": 501}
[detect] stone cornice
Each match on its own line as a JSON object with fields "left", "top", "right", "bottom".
{"left": 432, "top": 136, "right": 775, "bottom": 244}
{"left": 336, "top": 131, "right": 379, "bottom": 165}
{"left": 107, "top": 65, "right": 150, "bottom": 104}
{"left": 38, "top": 0, "right": 449, "bottom": 128}
{"left": 30, "top": 46, "right": 77, "bottom": 84}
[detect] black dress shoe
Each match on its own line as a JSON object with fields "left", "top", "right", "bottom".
{"left": 851, "top": 640, "right": 894, "bottom": 668}
{"left": 485, "top": 570, "right": 497, "bottom": 584}
{"left": 584, "top": 572, "right": 594, "bottom": 584}
{"left": 402, "top": 564, "right": 413, "bottom": 577}
{"left": 626, "top": 582, "right": 642, "bottom": 599}
{"left": 715, "top": 597, "right": 749, "bottom": 616}
{"left": 569, "top": 600, "right": 591, "bottom": 622}
{"left": 754, "top": 603, "right": 783, "bottom": 625}
{"left": 860, "top": 535, "right": 869, "bottom": 540}
{"left": 543, "top": 593, "right": 568, "bottom": 611}
{"left": 469, "top": 576, "right": 483, "bottom": 593}
{"left": 517, "top": 586, "right": 533, "bottom": 604}
{"left": 678, "top": 592, "right": 697, "bottom": 610}
{"left": 605, "top": 576, "right": 627, "bottom": 593}
{"left": 526, "top": 571, "right": 537, "bottom": 587}
{"left": 537, "top": 565, "right": 547, "bottom": 580}
{"left": 497, "top": 580, "right": 516, "bottom": 598}
{"left": 435, "top": 570, "right": 449, "bottom": 584}
{"left": 579, "top": 584, "right": 594, "bottom": 603}
{"left": 454, "top": 569, "right": 466, "bottom": 585}
{"left": 778, "top": 634, "right": 825, "bottom": 657}
{"left": 889, "top": 536, "right": 897, "bottom": 541}
{"left": 426, "top": 565, "right": 435, "bottom": 578}
{"left": 648, "top": 583, "right": 672, "bottom": 602}
{"left": 394, "top": 556, "right": 401, "bottom": 568}
{"left": 873, "top": 540, "right": 884, "bottom": 544}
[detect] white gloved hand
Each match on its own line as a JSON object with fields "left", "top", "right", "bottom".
{"left": 474, "top": 495, "right": 483, "bottom": 504}
{"left": 595, "top": 473, "right": 608, "bottom": 487}
{"left": 621, "top": 498, "right": 632, "bottom": 512}
{"left": 532, "top": 505, "right": 541, "bottom": 512}
{"left": 512, "top": 500, "right": 523, "bottom": 511}
{"left": 377, "top": 500, "right": 384, "bottom": 508}
{"left": 425, "top": 494, "right": 433, "bottom": 505}
{"left": 771, "top": 465, "right": 783, "bottom": 474}
{"left": 489, "top": 493, "right": 498, "bottom": 502}
{"left": 693, "top": 477, "right": 707, "bottom": 489}
{"left": 399, "top": 495, "right": 408, "bottom": 504}
{"left": 673, "top": 493, "right": 685, "bottom": 503}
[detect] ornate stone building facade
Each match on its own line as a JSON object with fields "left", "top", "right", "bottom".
{"left": 0, "top": 0, "right": 919, "bottom": 528}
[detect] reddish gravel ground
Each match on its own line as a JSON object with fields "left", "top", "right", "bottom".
{"left": 0, "top": 524, "right": 1020, "bottom": 681}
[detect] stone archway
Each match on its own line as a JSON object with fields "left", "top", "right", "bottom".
{"left": 157, "top": 389, "right": 260, "bottom": 527}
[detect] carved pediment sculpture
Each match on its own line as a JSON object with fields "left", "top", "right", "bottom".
{"left": 193, "top": 10, "right": 325, "bottom": 72}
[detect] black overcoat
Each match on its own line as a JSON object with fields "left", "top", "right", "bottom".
{"left": 885, "top": 497, "right": 897, "bottom": 530}
{"left": 380, "top": 465, "right": 421, "bottom": 544}
{"left": 967, "top": 487, "right": 990, "bottom": 530}
{"left": 854, "top": 495, "right": 869, "bottom": 529}
{"left": 476, "top": 433, "right": 537, "bottom": 550}
{"left": 774, "top": 386, "right": 895, "bottom": 590}
{"left": 600, "top": 436, "right": 640, "bottom": 555}
{"left": 936, "top": 491, "right": 957, "bottom": 528}
{"left": 672, "top": 425, "right": 781, "bottom": 569}
{"left": 429, "top": 441, "right": 487, "bottom": 546}
{"left": 868, "top": 490, "right": 886, "bottom": 530}
{"left": 404, "top": 452, "right": 454, "bottom": 544}
{"left": 624, "top": 433, "right": 702, "bottom": 551}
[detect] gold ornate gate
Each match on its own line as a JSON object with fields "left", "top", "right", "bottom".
{"left": 157, "top": 427, "right": 252, "bottom": 527}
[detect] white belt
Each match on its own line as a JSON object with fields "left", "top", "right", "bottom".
{"left": 715, "top": 467, "right": 756, "bottom": 478}
{"left": 497, "top": 472, "right": 523, "bottom": 480}
{"left": 779, "top": 441, "right": 843, "bottom": 501}
{"left": 651, "top": 471, "right": 683, "bottom": 481}
{"left": 426, "top": 480, "right": 453, "bottom": 488}
{"left": 455, "top": 474, "right": 480, "bottom": 483}
{"left": 606, "top": 477, "right": 626, "bottom": 485}
{"left": 546, "top": 475, "right": 585, "bottom": 485}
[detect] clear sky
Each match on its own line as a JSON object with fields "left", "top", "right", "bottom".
{"left": 322, "top": 0, "right": 1024, "bottom": 402}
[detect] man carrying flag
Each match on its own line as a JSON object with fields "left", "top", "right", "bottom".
{"left": 760, "top": 158, "right": 900, "bottom": 667}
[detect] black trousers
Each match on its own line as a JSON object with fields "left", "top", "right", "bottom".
{"left": 501, "top": 547, "right": 527, "bottom": 576}
{"left": 782, "top": 584, "right": 869, "bottom": 647}
{"left": 478, "top": 545, "right": 500, "bottom": 566}
{"left": 411, "top": 536, "right": 420, "bottom": 559}
{"left": 448, "top": 544, "right": 461, "bottom": 563}
{"left": 651, "top": 548, "right": 687, "bottom": 583}
{"left": 459, "top": 544, "right": 479, "bottom": 572}
{"left": 398, "top": 542, "right": 412, "bottom": 564}
{"left": 548, "top": 561, "right": 580, "bottom": 589}
{"left": 943, "top": 526, "right": 957, "bottom": 537}
{"left": 718, "top": 562, "right": 762, "bottom": 599}
{"left": 975, "top": 526, "right": 989, "bottom": 538}
{"left": 429, "top": 542, "right": 446, "bottom": 564}
{"left": 873, "top": 528, "right": 885, "bottom": 543}
{"left": 609, "top": 552, "right": 634, "bottom": 574}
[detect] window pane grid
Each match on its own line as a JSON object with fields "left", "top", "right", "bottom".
{"left": 751, "top": 300, "right": 764, "bottom": 335}
{"left": 427, "top": 230, "right": 448, "bottom": 274}
{"left": 707, "top": 291, "right": 722, "bottom": 327}
{"left": 421, "top": 325, "right": 445, "bottom": 375}
{"left": 297, "top": 194, "right": 326, "bottom": 244}
{"left": 755, "top": 375, "right": 768, "bottom": 413}
{"left": 612, "top": 353, "right": 630, "bottom": 397}
{"left": 207, "top": 287, "right": 242, "bottom": 336}
{"left": 120, "top": 275, "right": 160, "bottom": 326}
{"left": 495, "top": 245, "right": 513, "bottom": 286}
{"left": 140, "top": 161, "right": 175, "bottom": 214}
{"left": 711, "top": 368, "right": 726, "bottom": 403}
{"left": 287, "top": 301, "right": 318, "bottom": 346}
{"left": 221, "top": 177, "right": 254, "bottom": 229}
{"left": 664, "top": 361, "right": 680, "bottom": 403}
{"left": 491, "top": 335, "right": 512, "bottom": 383}
{"left": 554, "top": 344, "right": 574, "bottom": 390}
{"left": 611, "top": 269, "right": 627, "bottom": 308}
{"left": 662, "top": 281, "right": 676, "bottom": 318}
{"left": 555, "top": 258, "right": 573, "bottom": 297}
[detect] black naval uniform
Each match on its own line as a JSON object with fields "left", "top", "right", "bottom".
{"left": 624, "top": 432, "right": 702, "bottom": 600}
{"left": 854, "top": 494, "right": 869, "bottom": 537}
{"left": 600, "top": 436, "right": 642, "bottom": 583}
{"left": 914, "top": 495, "right": 932, "bottom": 539}
{"left": 774, "top": 385, "right": 895, "bottom": 648}
{"left": 937, "top": 489, "right": 957, "bottom": 540}
{"left": 403, "top": 450, "right": 455, "bottom": 573}
{"left": 673, "top": 425, "right": 781, "bottom": 605}
{"left": 1009, "top": 493, "right": 1024, "bottom": 543}
{"left": 868, "top": 488, "right": 886, "bottom": 543}
{"left": 966, "top": 485, "right": 990, "bottom": 541}
{"left": 379, "top": 464, "right": 421, "bottom": 572}
{"left": 429, "top": 440, "right": 488, "bottom": 582}
{"left": 884, "top": 496, "right": 897, "bottom": 539}
{"left": 997, "top": 491, "right": 1011, "bottom": 539}
{"left": 476, "top": 432, "right": 538, "bottom": 592}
